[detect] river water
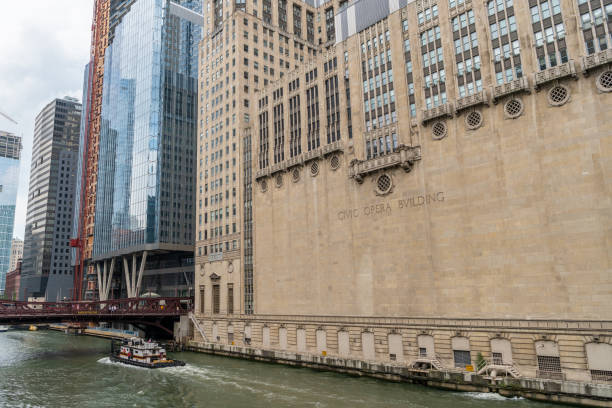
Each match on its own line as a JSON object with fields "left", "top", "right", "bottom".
{"left": 0, "top": 331, "right": 572, "bottom": 408}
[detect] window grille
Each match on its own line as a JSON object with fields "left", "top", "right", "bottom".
{"left": 537, "top": 355, "right": 562, "bottom": 379}
{"left": 591, "top": 370, "right": 612, "bottom": 383}
{"left": 454, "top": 350, "right": 471, "bottom": 368}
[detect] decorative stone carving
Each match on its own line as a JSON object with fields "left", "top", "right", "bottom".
{"left": 422, "top": 102, "right": 453, "bottom": 125}
{"left": 348, "top": 145, "right": 421, "bottom": 184}
{"left": 582, "top": 49, "right": 612, "bottom": 75}
{"left": 534, "top": 60, "right": 577, "bottom": 90}
{"left": 455, "top": 90, "right": 489, "bottom": 114}
{"left": 255, "top": 140, "right": 343, "bottom": 181}
{"left": 492, "top": 76, "right": 530, "bottom": 104}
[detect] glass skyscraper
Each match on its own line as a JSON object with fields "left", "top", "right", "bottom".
{"left": 0, "top": 131, "right": 22, "bottom": 295}
{"left": 91, "top": 0, "right": 202, "bottom": 298}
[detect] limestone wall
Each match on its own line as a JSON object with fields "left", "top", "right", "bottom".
{"left": 191, "top": 315, "right": 612, "bottom": 383}
{"left": 253, "top": 72, "right": 612, "bottom": 320}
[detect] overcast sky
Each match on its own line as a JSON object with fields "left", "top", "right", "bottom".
{"left": 0, "top": 0, "right": 94, "bottom": 239}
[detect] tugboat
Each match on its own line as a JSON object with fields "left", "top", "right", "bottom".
{"left": 109, "top": 337, "right": 185, "bottom": 368}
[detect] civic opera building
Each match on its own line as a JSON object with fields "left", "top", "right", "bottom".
{"left": 189, "top": 0, "right": 612, "bottom": 386}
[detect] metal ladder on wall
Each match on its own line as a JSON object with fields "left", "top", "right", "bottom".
{"left": 188, "top": 312, "right": 208, "bottom": 342}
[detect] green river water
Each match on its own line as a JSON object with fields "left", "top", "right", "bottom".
{"left": 0, "top": 330, "right": 574, "bottom": 408}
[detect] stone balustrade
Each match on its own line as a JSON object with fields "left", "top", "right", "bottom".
{"left": 348, "top": 145, "right": 421, "bottom": 183}
{"left": 534, "top": 60, "right": 577, "bottom": 90}
{"left": 492, "top": 76, "right": 530, "bottom": 103}
{"left": 422, "top": 102, "right": 453, "bottom": 125}
{"left": 255, "top": 140, "right": 344, "bottom": 180}
{"left": 582, "top": 49, "right": 612, "bottom": 75}
{"left": 455, "top": 90, "right": 489, "bottom": 114}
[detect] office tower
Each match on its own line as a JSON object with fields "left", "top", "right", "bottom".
{"left": 192, "top": 0, "right": 612, "bottom": 383}
{"left": 0, "top": 131, "right": 22, "bottom": 295}
{"left": 81, "top": 0, "right": 203, "bottom": 300}
{"left": 21, "top": 97, "right": 81, "bottom": 300}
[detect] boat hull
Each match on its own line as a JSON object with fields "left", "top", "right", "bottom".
{"left": 109, "top": 354, "right": 185, "bottom": 369}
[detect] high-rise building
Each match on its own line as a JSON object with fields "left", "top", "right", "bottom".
{"left": 195, "top": 0, "right": 338, "bottom": 318}
{"left": 9, "top": 238, "right": 23, "bottom": 273}
{"left": 71, "top": 0, "right": 111, "bottom": 301}
{"left": 79, "top": 0, "right": 203, "bottom": 300}
{"left": 192, "top": 0, "right": 612, "bottom": 384}
{"left": 0, "top": 131, "right": 22, "bottom": 295}
{"left": 21, "top": 97, "right": 81, "bottom": 301}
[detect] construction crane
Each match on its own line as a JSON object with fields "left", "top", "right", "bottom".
{"left": 0, "top": 110, "right": 18, "bottom": 125}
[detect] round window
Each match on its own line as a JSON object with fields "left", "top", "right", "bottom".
{"left": 275, "top": 174, "right": 283, "bottom": 188}
{"left": 260, "top": 179, "right": 268, "bottom": 192}
{"left": 310, "top": 161, "right": 319, "bottom": 177}
{"left": 330, "top": 154, "right": 340, "bottom": 170}
{"left": 465, "top": 111, "right": 483, "bottom": 130}
{"left": 376, "top": 174, "right": 393, "bottom": 195}
{"left": 596, "top": 71, "right": 612, "bottom": 92}
{"left": 292, "top": 168, "right": 300, "bottom": 182}
{"left": 548, "top": 85, "right": 570, "bottom": 106}
{"left": 504, "top": 98, "right": 523, "bottom": 119}
{"left": 432, "top": 121, "right": 447, "bottom": 140}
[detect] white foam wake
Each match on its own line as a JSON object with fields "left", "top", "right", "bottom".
{"left": 96, "top": 357, "right": 150, "bottom": 370}
{"left": 461, "top": 392, "right": 524, "bottom": 401}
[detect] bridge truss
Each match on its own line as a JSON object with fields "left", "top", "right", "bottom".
{"left": 0, "top": 297, "right": 193, "bottom": 337}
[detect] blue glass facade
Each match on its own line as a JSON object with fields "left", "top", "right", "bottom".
{"left": 0, "top": 133, "right": 21, "bottom": 294}
{"left": 71, "top": 63, "right": 92, "bottom": 269}
{"left": 94, "top": 0, "right": 201, "bottom": 259}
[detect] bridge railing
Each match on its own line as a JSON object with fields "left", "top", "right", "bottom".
{"left": 0, "top": 297, "right": 193, "bottom": 317}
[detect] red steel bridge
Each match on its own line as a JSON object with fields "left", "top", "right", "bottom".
{"left": 0, "top": 297, "right": 193, "bottom": 338}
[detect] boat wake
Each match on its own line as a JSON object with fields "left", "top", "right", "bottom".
{"left": 96, "top": 357, "right": 149, "bottom": 370}
{"left": 461, "top": 392, "right": 524, "bottom": 401}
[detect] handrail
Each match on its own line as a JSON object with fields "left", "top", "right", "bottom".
{"left": 189, "top": 312, "right": 209, "bottom": 342}
{"left": 476, "top": 358, "right": 521, "bottom": 378}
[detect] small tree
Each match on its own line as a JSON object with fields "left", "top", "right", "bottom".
{"left": 476, "top": 352, "right": 487, "bottom": 371}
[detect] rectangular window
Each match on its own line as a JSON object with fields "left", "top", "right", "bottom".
{"left": 212, "top": 284, "right": 220, "bottom": 314}
{"left": 227, "top": 284, "right": 234, "bottom": 314}
{"left": 537, "top": 355, "right": 562, "bottom": 373}
{"left": 454, "top": 350, "right": 471, "bottom": 368}
{"left": 199, "top": 287, "right": 205, "bottom": 313}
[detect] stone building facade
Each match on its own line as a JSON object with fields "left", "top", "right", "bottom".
{"left": 9, "top": 238, "right": 23, "bottom": 274}
{"left": 194, "top": 0, "right": 612, "bottom": 384}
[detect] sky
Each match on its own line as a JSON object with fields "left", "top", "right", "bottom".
{"left": 0, "top": 0, "right": 95, "bottom": 239}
